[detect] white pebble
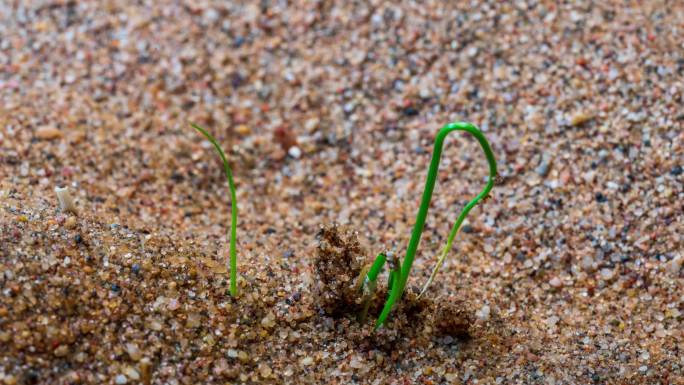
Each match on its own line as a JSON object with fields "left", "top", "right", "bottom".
{"left": 581, "top": 256, "right": 594, "bottom": 271}
{"left": 476, "top": 304, "right": 490, "bottom": 321}
{"left": 549, "top": 277, "right": 562, "bottom": 288}
{"left": 115, "top": 374, "right": 127, "bottom": 384}
{"left": 669, "top": 255, "right": 683, "bottom": 274}
{"left": 546, "top": 315, "right": 560, "bottom": 327}
{"left": 54, "top": 186, "right": 77, "bottom": 213}
{"left": 600, "top": 268, "right": 615, "bottom": 281}
{"left": 288, "top": 146, "right": 302, "bottom": 158}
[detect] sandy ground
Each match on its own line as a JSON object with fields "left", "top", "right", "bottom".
{"left": 1, "top": 1, "right": 683, "bottom": 384}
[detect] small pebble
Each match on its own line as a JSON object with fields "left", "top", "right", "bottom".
{"left": 476, "top": 304, "right": 490, "bottom": 321}
{"left": 235, "top": 124, "right": 251, "bottom": 135}
{"left": 403, "top": 107, "right": 419, "bottom": 116}
{"left": 600, "top": 268, "right": 615, "bottom": 281}
{"left": 64, "top": 216, "right": 77, "bottom": 229}
{"left": 669, "top": 255, "right": 683, "bottom": 274}
{"left": 114, "top": 374, "right": 127, "bottom": 384}
{"left": 167, "top": 298, "right": 180, "bottom": 311}
{"left": 258, "top": 363, "right": 272, "bottom": 378}
{"left": 125, "top": 343, "right": 142, "bottom": 361}
{"left": 54, "top": 187, "right": 77, "bottom": 213}
{"left": 288, "top": 146, "right": 302, "bottom": 159}
{"left": 36, "top": 126, "right": 63, "bottom": 140}
{"left": 595, "top": 192, "right": 607, "bottom": 203}
{"left": 535, "top": 153, "right": 553, "bottom": 177}
{"left": 549, "top": 277, "right": 562, "bottom": 288}
{"left": 123, "top": 367, "right": 139, "bottom": 381}
{"left": 54, "top": 345, "right": 69, "bottom": 357}
{"left": 570, "top": 112, "right": 593, "bottom": 126}
{"left": 545, "top": 316, "right": 560, "bottom": 327}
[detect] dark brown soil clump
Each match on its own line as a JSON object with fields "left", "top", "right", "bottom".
{"left": 431, "top": 297, "right": 475, "bottom": 338}
{"left": 312, "top": 223, "right": 367, "bottom": 316}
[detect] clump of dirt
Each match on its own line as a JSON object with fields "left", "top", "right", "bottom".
{"left": 374, "top": 290, "right": 476, "bottom": 342}
{"left": 430, "top": 297, "right": 474, "bottom": 338}
{"left": 312, "top": 223, "right": 477, "bottom": 340}
{"left": 312, "top": 223, "right": 367, "bottom": 316}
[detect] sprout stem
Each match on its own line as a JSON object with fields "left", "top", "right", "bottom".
{"left": 375, "top": 122, "right": 497, "bottom": 328}
{"left": 190, "top": 123, "right": 239, "bottom": 297}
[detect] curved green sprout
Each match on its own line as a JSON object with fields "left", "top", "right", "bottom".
{"left": 373, "top": 122, "right": 497, "bottom": 328}
{"left": 190, "top": 123, "right": 239, "bottom": 297}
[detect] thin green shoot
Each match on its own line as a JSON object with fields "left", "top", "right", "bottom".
{"left": 189, "top": 123, "right": 239, "bottom": 297}
{"left": 374, "top": 122, "right": 497, "bottom": 328}
{"left": 357, "top": 253, "right": 386, "bottom": 323}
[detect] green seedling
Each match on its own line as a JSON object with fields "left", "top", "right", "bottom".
{"left": 190, "top": 123, "right": 239, "bottom": 297}
{"left": 357, "top": 252, "right": 388, "bottom": 323}
{"left": 371, "top": 122, "right": 497, "bottom": 328}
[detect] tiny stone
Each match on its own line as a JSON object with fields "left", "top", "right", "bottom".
{"left": 349, "top": 355, "right": 364, "bottom": 369}
{"left": 186, "top": 313, "right": 201, "bottom": 328}
{"left": 670, "top": 165, "right": 683, "bottom": 176}
{"left": 114, "top": 374, "right": 127, "bottom": 385}
{"left": 300, "top": 356, "right": 314, "bottom": 366}
{"left": 227, "top": 349, "right": 238, "bottom": 358}
{"left": 549, "top": 277, "right": 562, "bottom": 288}
{"left": 258, "top": 363, "right": 272, "bottom": 378}
{"left": 125, "top": 343, "right": 142, "bottom": 361}
{"left": 167, "top": 298, "right": 180, "bottom": 311}
{"left": 131, "top": 263, "right": 141, "bottom": 274}
{"left": 235, "top": 124, "right": 251, "bottom": 135}
{"left": 123, "top": 367, "right": 139, "bottom": 381}
{"left": 36, "top": 126, "right": 63, "bottom": 140}
{"left": 54, "top": 345, "right": 69, "bottom": 357}
{"left": 600, "top": 268, "right": 615, "bottom": 281}
{"left": 595, "top": 192, "right": 607, "bottom": 203}
{"left": 669, "top": 255, "right": 683, "bottom": 274}
{"left": 64, "top": 216, "right": 77, "bottom": 229}
{"left": 545, "top": 316, "right": 560, "bottom": 327}
{"left": 343, "top": 102, "right": 355, "bottom": 114}
{"left": 288, "top": 146, "right": 302, "bottom": 159}
{"left": 149, "top": 320, "right": 163, "bottom": 331}
{"left": 570, "top": 111, "right": 593, "bottom": 126}
{"left": 535, "top": 153, "right": 553, "bottom": 176}
{"left": 55, "top": 187, "right": 77, "bottom": 213}
{"left": 476, "top": 304, "right": 490, "bottom": 321}
{"left": 403, "top": 107, "right": 419, "bottom": 116}
{"left": 260, "top": 313, "right": 276, "bottom": 328}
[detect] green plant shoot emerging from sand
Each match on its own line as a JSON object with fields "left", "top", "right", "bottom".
{"left": 370, "top": 122, "right": 497, "bottom": 328}
{"left": 190, "top": 123, "right": 239, "bottom": 297}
